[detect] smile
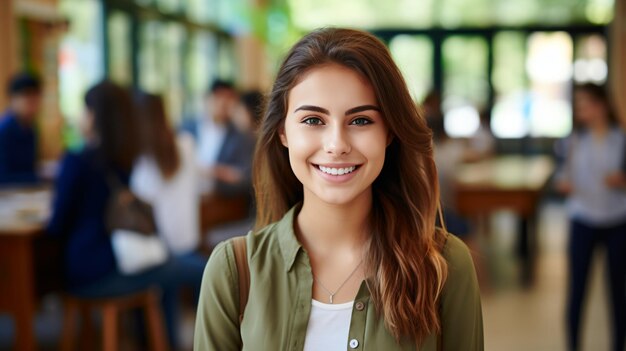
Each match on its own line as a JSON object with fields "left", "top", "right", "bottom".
{"left": 316, "top": 165, "right": 359, "bottom": 176}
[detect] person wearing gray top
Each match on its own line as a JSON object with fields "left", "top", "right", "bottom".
{"left": 555, "top": 83, "right": 626, "bottom": 351}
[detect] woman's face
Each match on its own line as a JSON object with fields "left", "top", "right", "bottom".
{"left": 280, "top": 63, "right": 390, "bottom": 206}
{"left": 574, "top": 90, "right": 608, "bottom": 127}
{"left": 80, "top": 108, "right": 96, "bottom": 143}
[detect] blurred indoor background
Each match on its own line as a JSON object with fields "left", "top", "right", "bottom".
{"left": 1, "top": 0, "right": 625, "bottom": 350}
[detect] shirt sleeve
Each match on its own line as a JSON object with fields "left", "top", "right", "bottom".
{"left": 194, "top": 240, "right": 243, "bottom": 351}
{"left": 46, "top": 153, "right": 82, "bottom": 237}
{"left": 439, "top": 235, "right": 484, "bottom": 351}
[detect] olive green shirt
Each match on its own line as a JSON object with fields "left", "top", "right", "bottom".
{"left": 194, "top": 206, "right": 484, "bottom": 350}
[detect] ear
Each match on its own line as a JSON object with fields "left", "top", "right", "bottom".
{"left": 279, "top": 125, "right": 288, "bottom": 148}
{"left": 386, "top": 132, "right": 394, "bottom": 147}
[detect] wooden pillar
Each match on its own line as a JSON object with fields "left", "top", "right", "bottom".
{"left": 13, "top": 0, "right": 65, "bottom": 161}
{"left": 0, "top": 1, "right": 18, "bottom": 111}
{"left": 235, "top": 0, "right": 273, "bottom": 92}
{"left": 611, "top": 0, "right": 626, "bottom": 129}
{"left": 236, "top": 34, "right": 266, "bottom": 91}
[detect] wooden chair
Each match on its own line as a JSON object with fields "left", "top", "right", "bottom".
{"left": 60, "top": 288, "right": 168, "bottom": 351}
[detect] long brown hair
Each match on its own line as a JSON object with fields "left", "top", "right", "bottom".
{"left": 134, "top": 93, "right": 180, "bottom": 179}
{"left": 85, "top": 80, "right": 138, "bottom": 172}
{"left": 253, "top": 28, "right": 448, "bottom": 343}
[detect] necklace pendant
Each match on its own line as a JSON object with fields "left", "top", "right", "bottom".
{"left": 329, "top": 294, "right": 334, "bottom": 304}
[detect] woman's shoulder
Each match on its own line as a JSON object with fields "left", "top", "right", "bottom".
{"left": 57, "top": 149, "right": 94, "bottom": 175}
{"left": 441, "top": 234, "right": 477, "bottom": 287}
{"left": 211, "top": 221, "right": 287, "bottom": 272}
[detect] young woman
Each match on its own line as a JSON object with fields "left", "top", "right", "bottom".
{"left": 130, "top": 92, "right": 207, "bottom": 306}
{"left": 195, "top": 28, "right": 483, "bottom": 350}
{"left": 556, "top": 83, "right": 626, "bottom": 351}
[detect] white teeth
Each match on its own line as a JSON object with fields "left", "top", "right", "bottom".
{"left": 318, "top": 165, "right": 357, "bottom": 176}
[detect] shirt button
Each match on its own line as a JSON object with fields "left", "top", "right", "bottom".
{"left": 355, "top": 301, "right": 365, "bottom": 311}
{"left": 349, "top": 339, "right": 359, "bottom": 349}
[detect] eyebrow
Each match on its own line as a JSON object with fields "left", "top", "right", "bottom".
{"left": 294, "top": 104, "right": 381, "bottom": 116}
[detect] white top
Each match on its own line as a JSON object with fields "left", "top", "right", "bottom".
{"left": 196, "top": 118, "right": 227, "bottom": 194}
{"left": 556, "top": 128, "right": 626, "bottom": 227}
{"left": 303, "top": 300, "right": 354, "bottom": 351}
{"left": 434, "top": 139, "right": 466, "bottom": 207}
{"left": 197, "top": 118, "right": 227, "bottom": 168}
{"left": 130, "top": 134, "right": 200, "bottom": 254}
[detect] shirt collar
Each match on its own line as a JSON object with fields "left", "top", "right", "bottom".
{"left": 276, "top": 203, "right": 304, "bottom": 271}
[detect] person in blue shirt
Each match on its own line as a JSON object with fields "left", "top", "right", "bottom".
{"left": 0, "top": 72, "right": 42, "bottom": 185}
{"left": 556, "top": 83, "right": 626, "bottom": 351}
{"left": 180, "top": 79, "right": 255, "bottom": 197}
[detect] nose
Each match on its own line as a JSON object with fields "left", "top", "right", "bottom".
{"left": 323, "top": 124, "right": 351, "bottom": 155}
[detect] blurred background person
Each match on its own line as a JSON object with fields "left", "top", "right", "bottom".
{"left": 203, "top": 90, "right": 264, "bottom": 247}
{"left": 232, "top": 90, "right": 264, "bottom": 136}
{"left": 423, "top": 90, "right": 471, "bottom": 238}
{"left": 467, "top": 108, "right": 496, "bottom": 162}
{"left": 182, "top": 79, "right": 255, "bottom": 197}
{"left": 130, "top": 92, "right": 206, "bottom": 298}
{"left": 46, "top": 81, "right": 181, "bottom": 348}
{"left": 555, "top": 83, "right": 626, "bottom": 351}
{"left": 0, "top": 72, "right": 42, "bottom": 185}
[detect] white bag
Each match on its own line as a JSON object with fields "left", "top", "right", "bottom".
{"left": 110, "top": 229, "right": 168, "bottom": 275}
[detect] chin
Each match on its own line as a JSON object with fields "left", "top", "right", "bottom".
{"left": 313, "top": 188, "right": 369, "bottom": 207}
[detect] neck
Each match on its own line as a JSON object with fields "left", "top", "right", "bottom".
{"left": 589, "top": 121, "right": 610, "bottom": 138}
{"left": 296, "top": 190, "right": 371, "bottom": 257}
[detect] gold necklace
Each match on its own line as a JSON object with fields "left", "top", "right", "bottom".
{"left": 313, "top": 260, "right": 363, "bottom": 304}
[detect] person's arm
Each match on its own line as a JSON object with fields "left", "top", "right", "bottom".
{"left": 605, "top": 134, "right": 626, "bottom": 190}
{"left": 553, "top": 136, "right": 574, "bottom": 195}
{"left": 46, "top": 154, "right": 83, "bottom": 237}
{"left": 0, "top": 129, "right": 38, "bottom": 185}
{"left": 194, "top": 240, "right": 242, "bottom": 350}
{"left": 439, "top": 235, "right": 484, "bottom": 351}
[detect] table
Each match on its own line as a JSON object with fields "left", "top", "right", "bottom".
{"left": 454, "top": 155, "right": 555, "bottom": 284}
{"left": 0, "top": 188, "right": 61, "bottom": 351}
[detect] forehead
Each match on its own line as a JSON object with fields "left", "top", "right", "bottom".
{"left": 287, "top": 64, "right": 377, "bottom": 110}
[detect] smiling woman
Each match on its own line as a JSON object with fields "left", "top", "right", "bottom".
{"left": 280, "top": 63, "right": 389, "bottom": 207}
{"left": 195, "top": 28, "right": 483, "bottom": 351}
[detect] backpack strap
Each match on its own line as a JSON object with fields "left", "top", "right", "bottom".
{"left": 621, "top": 132, "right": 626, "bottom": 173}
{"left": 232, "top": 236, "right": 250, "bottom": 324}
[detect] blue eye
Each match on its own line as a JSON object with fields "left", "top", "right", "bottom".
{"left": 351, "top": 117, "right": 372, "bottom": 126}
{"left": 302, "top": 117, "right": 323, "bottom": 125}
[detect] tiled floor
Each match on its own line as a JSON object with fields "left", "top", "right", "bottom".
{"left": 0, "top": 201, "right": 616, "bottom": 350}
{"left": 481, "top": 201, "right": 611, "bottom": 351}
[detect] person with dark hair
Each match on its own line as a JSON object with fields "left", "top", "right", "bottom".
{"left": 195, "top": 28, "right": 483, "bottom": 350}
{"left": 232, "top": 90, "right": 264, "bottom": 135}
{"left": 0, "top": 72, "right": 42, "bottom": 185}
{"left": 556, "top": 83, "right": 626, "bottom": 351}
{"left": 46, "top": 81, "right": 181, "bottom": 348}
{"left": 181, "top": 79, "right": 255, "bottom": 197}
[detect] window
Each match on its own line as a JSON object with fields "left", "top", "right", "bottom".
{"left": 184, "top": 31, "right": 218, "bottom": 120}
{"left": 442, "top": 36, "right": 488, "bottom": 137}
{"left": 108, "top": 11, "right": 132, "bottom": 85}
{"left": 58, "top": 0, "right": 104, "bottom": 148}
{"left": 573, "top": 34, "right": 607, "bottom": 84}
{"left": 525, "top": 32, "right": 573, "bottom": 137}
{"left": 491, "top": 31, "right": 528, "bottom": 138}
{"left": 389, "top": 35, "right": 433, "bottom": 103}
